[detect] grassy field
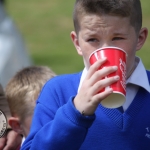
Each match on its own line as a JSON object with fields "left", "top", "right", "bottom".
{"left": 6, "top": 0, "right": 150, "bottom": 74}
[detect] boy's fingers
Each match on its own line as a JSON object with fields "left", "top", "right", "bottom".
{"left": 80, "top": 88, "right": 113, "bottom": 116}
{"left": 85, "top": 58, "right": 107, "bottom": 80}
{"left": 92, "top": 88, "right": 113, "bottom": 105}
{"left": 77, "top": 75, "right": 119, "bottom": 116}
{"left": 92, "top": 75, "right": 120, "bottom": 98}
{"left": 88, "top": 66, "right": 118, "bottom": 87}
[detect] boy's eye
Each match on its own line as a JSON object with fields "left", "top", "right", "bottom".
{"left": 87, "top": 38, "right": 98, "bottom": 42}
{"left": 112, "top": 37, "right": 124, "bottom": 41}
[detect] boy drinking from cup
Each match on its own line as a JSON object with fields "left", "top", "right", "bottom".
{"left": 22, "top": 0, "right": 150, "bottom": 149}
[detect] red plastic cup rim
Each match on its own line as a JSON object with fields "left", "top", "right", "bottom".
{"left": 89, "top": 46, "right": 128, "bottom": 60}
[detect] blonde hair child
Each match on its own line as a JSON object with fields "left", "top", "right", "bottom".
{"left": 5, "top": 66, "right": 56, "bottom": 137}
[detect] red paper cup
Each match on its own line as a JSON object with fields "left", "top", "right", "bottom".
{"left": 89, "top": 47, "right": 127, "bottom": 108}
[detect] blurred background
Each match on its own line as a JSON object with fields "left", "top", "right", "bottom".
{"left": 1, "top": 0, "right": 150, "bottom": 86}
{"left": 6, "top": 0, "right": 84, "bottom": 75}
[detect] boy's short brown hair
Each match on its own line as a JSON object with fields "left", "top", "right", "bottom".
{"left": 73, "top": 0, "right": 142, "bottom": 33}
{"left": 5, "top": 66, "right": 56, "bottom": 122}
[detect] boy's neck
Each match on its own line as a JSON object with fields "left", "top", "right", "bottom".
{"left": 127, "top": 57, "right": 139, "bottom": 79}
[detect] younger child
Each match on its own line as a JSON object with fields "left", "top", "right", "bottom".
{"left": 22, "top": 0, "right": 150, "bottom": 149}
{"left": 5, "top": 66, "right": 56, "bottom": 138}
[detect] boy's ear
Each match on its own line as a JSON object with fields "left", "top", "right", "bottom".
{"left": 70, "top": 31, "right": 83, "bottom": 56}
{"left": 8, "top": 117, "right": 23, "bottom": 135}
{"left": 136, "top": 27, "right": 148, "bottom": 51}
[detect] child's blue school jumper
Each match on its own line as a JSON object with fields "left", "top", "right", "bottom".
{"left": 21, "top": 71, "right": 150, "bottom": 150}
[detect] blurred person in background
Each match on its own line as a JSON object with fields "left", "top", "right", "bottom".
{"left": 0, "top": 83, "right": 22, "bottom": 150}
{"left": 5, "top": 66, "right": 56, "bottom": 148}
{"left": 0, "top": 0, "right": 32, "bottom": 88}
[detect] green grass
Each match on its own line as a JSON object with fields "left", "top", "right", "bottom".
{"left": 6, "top": 0, "right": 150, "bottom": 74}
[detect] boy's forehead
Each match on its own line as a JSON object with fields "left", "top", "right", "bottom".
{"left": 77, "top": 14, "right": 137, "bottom": 38}
{"left": 79, "top": 14, "right": 131, "bottom": 30}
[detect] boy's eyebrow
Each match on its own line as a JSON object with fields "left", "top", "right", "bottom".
{"left": 113, "top": 33, "right": 129, "bottom": 36}
{"left": 84, "top": 32, "right": 129, "bottom": 37}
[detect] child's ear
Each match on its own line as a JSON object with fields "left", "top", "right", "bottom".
{"left": 8, "top": 117, "right": 23, "bottom": 135}
{"left": 70, "top": 31, "right": 82, "bottom": 56}
{"left": 136, "top": 27, "right": 148, "bottom": 51}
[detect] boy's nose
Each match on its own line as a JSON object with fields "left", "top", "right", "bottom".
{"left": 100, "top": 43, "right": 111, "bottom": 48}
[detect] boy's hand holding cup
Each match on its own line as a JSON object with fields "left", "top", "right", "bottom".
{"left": 89, "top": 47, "right": 127, "bottom": 108}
